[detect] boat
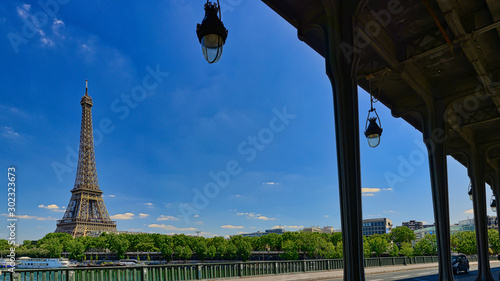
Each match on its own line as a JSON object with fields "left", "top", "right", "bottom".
{"left": 0, "top": 258, "right": 15, "bottom": 268}
{"left": 117, "top": 259, "right": 140, "bottom": 266}
{"left": 15, "top": 257, "right": 70, "bottom": 269}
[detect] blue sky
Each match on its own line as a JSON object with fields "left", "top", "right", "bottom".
{"left": 0, "top": 0, "right": 493, "bottom": 242}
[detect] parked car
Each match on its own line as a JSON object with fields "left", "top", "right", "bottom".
{"left": 451, "top": 253, "right": 470, "bottom": 274}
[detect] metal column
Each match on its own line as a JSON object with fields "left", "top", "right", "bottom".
{"left": 469, "top": 146, "right": 494, "bottom": 281}
{"left": 322, "top": 1, "right": 364, "bottom": 280}
{"left": 423, "top": 113, "right": 454, "bottom": 281}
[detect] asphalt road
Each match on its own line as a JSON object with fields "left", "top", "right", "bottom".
{"left": 325, "top": 263, "right": 500, "bottom": 281}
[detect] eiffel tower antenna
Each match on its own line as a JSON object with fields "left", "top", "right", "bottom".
{"left": 55, "top": 81, "right": 117, "bottom": 237}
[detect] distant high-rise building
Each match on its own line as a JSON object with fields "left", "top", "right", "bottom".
{"left": 402, "top": 220, "right": 424, "bottom": 231}
{"left": 55, "top": 81, "right": 116, "bottom": 237}
{"left": 362, "top": 218, "right": 392, "bottom": 236}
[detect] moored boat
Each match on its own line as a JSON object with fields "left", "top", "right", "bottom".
{"left": 16, "top": 257, "right": 70, "bottom": 269}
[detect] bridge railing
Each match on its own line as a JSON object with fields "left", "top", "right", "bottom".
{"left": 0, "top": 255, "right": 495, "bottom": 281}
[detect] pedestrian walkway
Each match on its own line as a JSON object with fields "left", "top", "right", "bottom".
{"left": 221, "top": 260, "right": 500, "bottom": 281}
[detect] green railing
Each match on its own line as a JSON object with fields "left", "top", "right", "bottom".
{"left": 0, "top": 256, "right": 496, "bottom": 281}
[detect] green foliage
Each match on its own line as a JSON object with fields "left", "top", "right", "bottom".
{"left": 390, "top": 227, "right": 416, "bottom": 246}
{"left": 414, "top": 234, "right": 437, "bottom": 256}
{"left": 40, "top": 237, "right": 63, "bottom": 258}
{"left": 194, "top": 240, "right": 208, "bottom": 261}
{"left": 0, "top": 239, "right": 10, "bottom": 251}
{"left": 108, "top": 234, "right": 130, "bottom": 259}
{"left": 159, "top": 236, "right": 174, "bottom": 261}
{"left": 488, "top": 229, "right": 500, "bottom": 254}
{"left": 389, "top": 243, "right": 399, "bottom": 257}
{"left": 367, "top": 235, "right": 389, "bottom": 257}
{"left": 363, "top": 240, "right": 371, "bottom": 258}
{"left": 230, "top": 236, "right": 253, "bottom": 261}
{"left": 280, "top": 240, "right": 299, "bottom": 260}
{"left": 207, "top": 245, "right": 217, "bottom": 260}
{"left": 399, "top": 242, "right": 414, "bottom": 257}
{"left": 451, "top": 231, "right": 476, "bottom": 255}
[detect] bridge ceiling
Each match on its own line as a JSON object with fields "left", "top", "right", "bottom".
{"left": 262, "top": 0, "right": 500, "bottom": 172}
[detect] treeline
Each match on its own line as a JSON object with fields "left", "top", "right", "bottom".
{"left": 1, "top": 227, "right": 499, "bottom": 261}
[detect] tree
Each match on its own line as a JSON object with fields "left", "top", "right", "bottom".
{"left": 159, "top": 236, "right": 174, "bottom": 261}
{"left": 207, "top": 245, "right": 217, "bottom": 260}
{"left": 414, "top": 234, "right": 437, "bottom": 256}
{"left": 368, "top": 235, "right": 389, "bottom": 257}
{"left": 194, "top": 241, "right": 208, "bottom": 261}
{"left": 390, "top": 227, "right": 416, "bottom": 246}
{"left": 363, "top": 240, "right": 371, "bottom": 258}
{"left": 399, "top": 242, "right": 414, "bottom": 257}
{"left": 389, "top": 243, "right": 399, "bottom": 257}
{"left": 40, "top": 237, "right": 63, "bottom": 258}
{"left": 488, "top": 229, "right": 500, "bottom": 254}
{"left": 230, "top": 236, "right": 253, "bottom": 261}
{"left": 0, "top": 239, "right": 10, "bottom": 251}
{"left": 280, "top": 240, "right": 299, "bottom": 260}
{"left": 109, "top": 235, "right": 130, "bottom": 259}
{"left": 451, "top": 231, "right": 476, "bottom": 255}
{"left": 180, "top": 246, "right": 193, "bottom": 260}
{"left": 225, "top": 243, "right": 238, "bottom": 260}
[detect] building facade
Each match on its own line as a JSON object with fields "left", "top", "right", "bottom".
{"left": 302, "top": 226, "right": 335, "bottom": 234}
{"left": 402, "top": 220, "right": 424, "bottom": 231}
{"left": 241, "top": 228, "right": 285, "bottom": 238}
{"left": 362, "top": 218, "right": 392, "bottom": 236}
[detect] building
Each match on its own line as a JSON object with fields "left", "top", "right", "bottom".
{"left": 402, "top": 220, "right": 424, "bottom": 231}
{"left": 414, "top": 221, "right": 475, "bottom": 242}
{"left": 362, "top": 218, "right": 392, "bottom": 236}
{"left": 55, "top": 82, "right": 117, "bottom": 237}
{"left": 488, "top": 216, "right": 498, "bottom": 230}
{"left": 241, "top": 228, "right": 285, "bottom": 238}
{"left": 302, "top": 226, "right": 335, "bottom": 234}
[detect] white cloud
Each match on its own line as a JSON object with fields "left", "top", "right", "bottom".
{"left": 221, "top": 225, "right": 244, "bottom": 229}
{"left": 363, "top": 193, "right": 375, "bottom": 197}
{"left": 103, "top": 194, "right": 116, "bottom": 198}
{"left": 262, "top": 181, "right": 280, "bottom": 186}
{"left": 323, "top": 215, "right": 330, "bottom": 218}
{"left": 383, "top": 188, "right": 393, "bottom": 191}
{"left": 237, "top": 212, "right": 276, "bottom": 221}
{"left": 148, "top": 224, "right": 196, "bottom": 231}
{"left": 145, "top": 203, "right": 153, "bottom": 207}
{"left": 36, "top": 216, "right": 57, "bottom": 221}
{"left": 194, "top": 214, "right": 199, "bottom": 218}
{"left": 38, "top": 204, "right": 65, "bottom": 212}
{"left": 194, "top": 221, "right": 204, "bottom": 225}
{"left": 111, "top": 213, "right": 135, "bottom": 220}
{"left": 138, "top": 213, "right": 149, "bottom": 219}
{"left": 13, "top": 214, "right": 37, "bottom": 219}
{"left": 1, "top": 126, "right": 20, "bottom": 139}
{"left": 257, "top": 216, "right": 275, "bottom": 221}
{"left": 362, "top": 188, "right": 381, "bottom": 193}
{"left": 157, "top": 215, "right": 180, "bottom": 221}
{"left": 464, "top": 209, "right": 474, "bottom": 214}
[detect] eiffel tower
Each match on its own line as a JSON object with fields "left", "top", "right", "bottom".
{"left": 55, "top": 81, "right": 117, "bottom": 237}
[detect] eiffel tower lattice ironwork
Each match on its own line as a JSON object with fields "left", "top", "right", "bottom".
{"left": 55, "top": 81, "right": 117, "bottom": 237}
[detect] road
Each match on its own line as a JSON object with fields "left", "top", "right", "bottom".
{"left": 325, "top": 264, "right": 500, "bottom": 281}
